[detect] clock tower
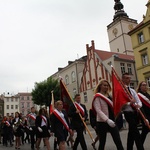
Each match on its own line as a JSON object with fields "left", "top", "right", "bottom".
{"left": 107, "top": 0, "right": 138, "bottom": 55}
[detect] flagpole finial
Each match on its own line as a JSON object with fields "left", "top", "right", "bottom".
{"left": 111, "top": 65, "right": 113, "bottom": 68}
{"left": 51, "top": 90, "right": 53, "bottom": 93}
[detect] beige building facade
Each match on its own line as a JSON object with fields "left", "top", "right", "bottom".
{"left": 51, "top": 57, "right": 86, "bottom": 99}
{"left": 129, "top": 0, "right": 150, "bottom": 88}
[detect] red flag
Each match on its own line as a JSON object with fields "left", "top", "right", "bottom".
{"left": 60, "top": 79, "right": 73, "bottom": 113}
{"left": 112, "top": 69, "right": 130, "bottom": 117}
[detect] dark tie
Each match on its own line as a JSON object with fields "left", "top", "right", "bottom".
{"left": 127, "top": 86, "right": 132, "bottom": 95}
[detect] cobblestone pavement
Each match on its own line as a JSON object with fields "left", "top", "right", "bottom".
{"left": 0, "top": 125, "right": 150, "bottom": 150}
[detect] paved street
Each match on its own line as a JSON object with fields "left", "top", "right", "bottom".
{"left": 0, "top": 125, "right": 150, "bottom": 150}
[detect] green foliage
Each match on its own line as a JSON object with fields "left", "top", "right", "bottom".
{"left": 32, "top": 77, "right": 60, "bottom": 106}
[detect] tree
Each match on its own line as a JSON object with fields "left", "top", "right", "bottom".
{"left": 32, "top": 77, "right": 60, "bottom": 106}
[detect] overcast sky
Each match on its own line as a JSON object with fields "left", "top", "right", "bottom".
{"left": 0, "top": 0, "right": 148, "bottom": 94}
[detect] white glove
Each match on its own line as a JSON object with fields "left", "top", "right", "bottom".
{"left": 106, "top": 119, "right": 116, "bottom": 128}
{"left": 144, "top": 119, "right": 149, "bottom": 125}
{"left": 38, "top": 127, "right": 43, "bottom": 132}
{"left": 29, "top": 127, "right": 33, "bottom": 131}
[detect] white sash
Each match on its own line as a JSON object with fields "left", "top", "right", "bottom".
{"left": 138, "top": 93, "right": 150, "bottom": 108}
{"left": 53, "top": 109, "right": 69, "bottom": 131}
{"left": 75, "top": 102, "right": 85, "bottom": 116}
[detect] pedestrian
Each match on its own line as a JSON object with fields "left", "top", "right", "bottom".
{"left": 28, "top": 107, "right": 36, "bottom": 150}
{"left": 68, "top": 94, "right": 88, "bottom": 150}
{"left": 121, "top": 72, "right": 144, "bottom": 150}
{"left": 51, "top": 100, "right": 73, "bottom": 150}
{"left": 35, "top": 108, "right": 51, "bottom": 150}
{"left": 92, "top": 79, "right": 124, "bottom": 150}
{"left": 137, "top": 81, "right": 150, "bottom": 146}
{"left": 12, "top": 112, "right": 23, "bottom": 149}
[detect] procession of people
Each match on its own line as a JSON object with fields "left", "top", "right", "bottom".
{"left": 0, "top": 72, "right": 150, "bottom": 150}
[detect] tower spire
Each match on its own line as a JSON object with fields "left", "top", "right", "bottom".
{"left": 113, "top": 0, "right": 128, "bottom": 20}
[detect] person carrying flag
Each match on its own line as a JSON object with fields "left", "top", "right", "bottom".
{"left": 68, "top": 94, "right": 88, "bottom": 150}
{"left": 121, "top": 73, "right": 144, "bottom": 150}
{"left": 51, "top": 100, "right": 73, "bottom": 150}
{"left": 92, "top": 79, "right": 124, "bottom": 150}
{"left": 137, "top": 81, "right": 150, "bottom": 146}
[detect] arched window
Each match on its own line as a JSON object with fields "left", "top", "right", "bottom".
{"left": 71, "top": 71, "right": 76, "bottom": 82}
{"left": 65, "top": 75, "right": 69, "bottom": 85}
{"left": 73, "top": 88, "right": 77, "bottom": 97}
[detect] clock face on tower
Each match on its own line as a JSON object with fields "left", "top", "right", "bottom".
{"left": 112, "top": 28, "right": 118, "bottom": 36}
{"left": 128, "top": 24, "right": 133, "bottom": 30}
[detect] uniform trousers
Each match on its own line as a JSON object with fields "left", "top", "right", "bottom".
{"left": 73, "top": 126, "right": 87, "bottom": 150}
{"left": 124, "top": 111, "right": 144, "bottom": 150}
{"left": 96, "top": 122, "right": 124, "bottom": 150}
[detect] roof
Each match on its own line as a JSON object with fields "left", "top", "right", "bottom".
{"left": 95, "top": 49, "right": 134, "bottom": 61}
{"left": 18, "top": 93, "right": 32, "bottom": 96}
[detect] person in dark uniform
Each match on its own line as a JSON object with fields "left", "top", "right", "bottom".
{"left": 35, "top": 108, "right": 51, "bottom": 150}
{"left": 12, "top": 112, "right": 23, "bottom": 149}
{"left": 121, "top": 73, "right": 144, "bottom": 150}
{"left": 68, "top": 94, "right": 88, "bottom": 150}
{"left": 137, "top": 81, "right": 150, "bottom": 146}
{"left": 51, "top": 100, "right": 72, "bottom": 150}
{"left": 28, "top": 107, "right": 36, "bottom": 150}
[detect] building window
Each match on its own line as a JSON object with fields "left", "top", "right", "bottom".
{"left": 142, "top": 54, "right": 148, "bottom": 65}
{"left": 130, "top": 83, "right": 134, "bottom": 89}
{"left": 11, "top": 105, "right": 13, "bottom": 109}
{"left": 11, "top": 98, "right": 13, "bottom": 102}
{"left": 22, "top": 103, "right": 24, "bottom": 108}
{"left": 27, "top": 102, "right": 30, "bottom": 108}
{"left": 146, "top": 77, "right": 150, "bottom": 88}
{"left": 27, "top": 96, "right": 30, "bottom": 100}
{"left": 65, "top": 75, "right": 69, "bottom": 85}
{"left": 15, "top": 105, "right": 18, "bottom": 109}
{"left": 7, "top": 113, "right": 9, "bottom": 116}
{"left": 71, "top": 71, "right": 76, "bottom": 82}
{"left": 7, "top": 98, "right": 9, "bottom": 102}
{"left": 138, "top": 32, "right": 144, "bottom": 44}
{"left": 11, "top": 113, "right": 14, "bottom": 117}
{"left": 73, "top": 88, "right": 77, "bottom": 97}
{"left": 15, "top": 98, "right": 18, "bottom": 102}
{"left": 7, "top": 105, "right": 9, "bottom": 109}
{"left": 22, "top": 111, "right": 24, "bottom": 116}
{"left": 120, "top": 63, "right": 125, "bottom": 74}
{"left": 84, "top": 92, "right": 88, "bottom": 103}
{"left": 21, "top": 96, "right": 24, "bottom": 100}
{"left": 127, "top": 64, "right": 132, "bottom": 74}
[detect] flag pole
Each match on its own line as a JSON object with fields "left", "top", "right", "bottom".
{"left": 50, "top": 90, "right": 54, "bottom": 115}
{"left": 111, "top": 66, "right": 150, "bottom": 129}
{"left": 60, "top": 79, "right": 95, "bottom": 143}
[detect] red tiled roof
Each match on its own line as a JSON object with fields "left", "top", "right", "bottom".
{"left": 95, "top": 49, "right": 134, "bottom": 61}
